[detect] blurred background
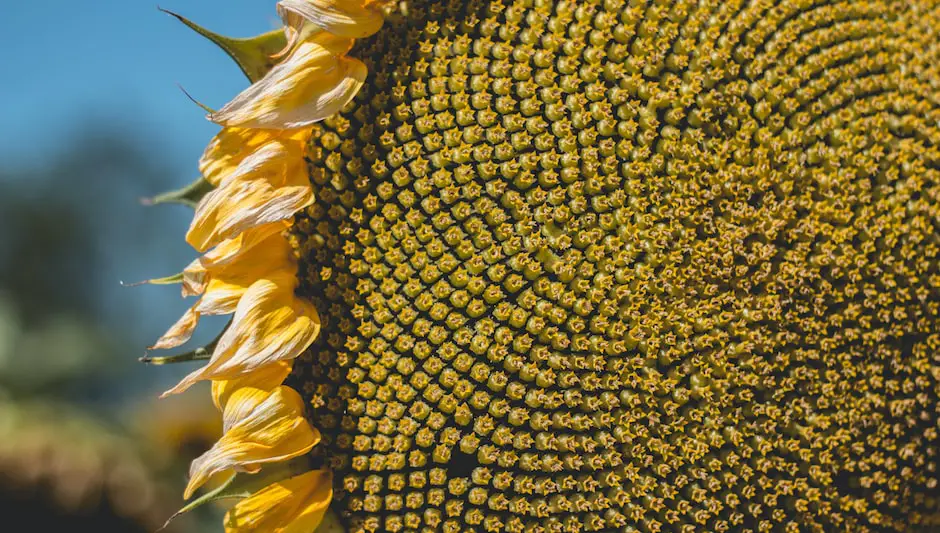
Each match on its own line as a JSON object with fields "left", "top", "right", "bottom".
{"left": 0, "top": 1, "right": 283, "bottom": 530}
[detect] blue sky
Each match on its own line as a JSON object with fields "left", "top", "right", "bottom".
{"left": 0, "top": 1, "right": 293, "bottom": 398}
{"left": 1, "top": 0, "right": 276, "bottom": 171}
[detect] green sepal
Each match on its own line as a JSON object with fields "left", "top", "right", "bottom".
{"left": 149, "top": 272, "right": 185, "bottom": 285}
{"left": 140, "top": 329, "right": 220, "bottom": 365}
{"left": 160, "top": 7, "right": 288, "bottom": 83}
{"left": 161, "top": 457, "right": 313, "bottom": 530}
{"left": 177, "top": 83, "right": 216, "bottom": 114}
{"left": 141, "top": 176, "right": 214, "bottom": 209}
{"left": 120, "top": 272, "right": 184, "bottom": 288}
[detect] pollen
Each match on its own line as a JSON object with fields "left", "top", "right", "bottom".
{"left": 285, "top": 1, "right": 940, "bottom": 532}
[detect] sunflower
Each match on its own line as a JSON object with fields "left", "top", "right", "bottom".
{"left": 146, "top": 1, "right": 940, "bottom": 532}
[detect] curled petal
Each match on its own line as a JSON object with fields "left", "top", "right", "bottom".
{"left": 210, "top": 33, "right": 367, "bottom": 130}
{"left": 163, "top": 274, "right": 320, "bottom": 397}
{"left": 150, "top": 308, "right": 200, "bottom": 351}
{"left": 183, "top": 224, "right": 293, "bottom": 297}
{"left": 277, "top": 0, "right": 386, "bottom": 39}
{"left": 184, "top": 386, "right": 319, "bottom": 498}
{"left": 153, "top": 227, "right": 297, "bottom": 351}
{"left": 224, "top": 470, "right": 332, "bottom": 533}
{"left": 200, "top": 128, "right": 308, "bottom": 186}
{"left": 187, "top": 140, "right": 313, "bottom": 252}
{"left": 212, "top": 361, "right": 294, "bottom": 413}
{"left": 149, "top": 288, "right": 242, "bottom": 352}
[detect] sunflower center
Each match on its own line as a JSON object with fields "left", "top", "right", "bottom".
{"left": 286, "top": 1, "right": 940, "bottom": 532}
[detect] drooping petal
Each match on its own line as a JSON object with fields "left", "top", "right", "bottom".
{"left": 187, "top": 140, "right": 313, "bottom": 252}
{"left": 224, "top": 470, "right": 332, "bottom": 533}
{"left": 153, "top": 226, "right": 297, "bottom": 351}
{"left": 212, "top": 361, "right": 293, "bottom": 413}
{"left": 150, "top": 307, "right": 200, "bottom": 350}
{"left": 209, "top": 33, "right": 367, "bottom": 130}
{"left": 277, "top": 0, "right": 387, "bottom": 39}
{"left": 163, "top": 274, "right": 320, "bottom": 397}
{"left": 184, "top": 386, "right": 319, "bottom": 498}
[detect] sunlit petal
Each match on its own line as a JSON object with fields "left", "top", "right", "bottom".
{"left": 277, "top": 0, "right": 386, "bottom": 39}
{"left": 210, "top": 33, "right": 366, "bottom": 130}
{"left": 184, "top": 385, "right": 319, "bottom": 499}
{"left": 224, "top": 470, "right": 332, "bottom": 533}
{"left": 163, "top": 274, "right": 320, "bottom": 397}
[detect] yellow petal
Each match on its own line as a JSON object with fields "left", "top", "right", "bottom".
{"left": 150, "top": 307, "right": 199, "bottom": 350}
{"left": 163, "top": 274, "right": 320, "bottom": 396}
{"left": 183, "top": 224, "right": 294, "bottom": 298}
{"left": 185, "top": 386, "right": 319, "bottom": 499}
{"left": 187, "top": 140, "right": 313, "bottom": 252}
{"left": 277, "top": 0, "right": 387, "bottom": 39}
{"left": 224, "top": 470, "right": 332, "bottom": 533}
{"left": 212, "top": 361, "right": 293, "bottom": 412}
{"left": 210, "top": 33, "right": 367, "bottom": 130}
{"left": 149, "top": 291, "right": 240, "bottom": 352}
{"left": 200, "top": 128, "right": 309, "bottom": 187}
{"left": 153, "top": 226, "right": 297, "bottom": 351}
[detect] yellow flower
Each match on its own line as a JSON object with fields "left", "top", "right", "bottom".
{"left": 146, "top": 1, "right": 940, "bottom": 532}
{"left": 223, "top": 469, "right": 332, "bottom": 533}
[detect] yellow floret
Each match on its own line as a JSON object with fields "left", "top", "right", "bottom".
{"left": 283, "top": 1, "right": 940, "bottom": 532}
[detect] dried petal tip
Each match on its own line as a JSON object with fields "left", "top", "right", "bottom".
{"left": 159, "top": 7, "right": 287, "bottom": 83}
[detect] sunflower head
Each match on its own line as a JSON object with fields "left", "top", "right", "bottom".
{"left": 146, "top": 1, "right": 940, "bottom": 532}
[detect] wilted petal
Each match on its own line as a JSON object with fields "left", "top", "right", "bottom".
{"left": 224, "top": 470, "right": 332, "bottom": 533}
{"left": 277, "top": 0, "right": 386, "bottom": 39}
{"left": 184, "top": 386, "right": 319, "bottom": 498}
{"left": 163, "top": 274, "right": 320, "bottom": 397}
{"left": 187, "top": 140, "right": 313, "bottom": 252}
{"left": 210, "top": 33, "right": 367, "bottom": 130}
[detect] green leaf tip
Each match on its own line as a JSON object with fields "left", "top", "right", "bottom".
{"left": 140, "top": 335, "right": 217, "bottom": 365}
{"left": 139, "top": 346, "right": 211, "bottom": 366}
{"left": 141, "top": 176, "right": 214, "bottom": 209}
{"left": 150, "top": 272, "right": 185, "bottom": 285}
{"left": 160, "top": 458, "right": 314, "bottom": 531}
{"left": 158, "top": 473, "right": 244, "bottom": 531}
{"left": 141, "top": 319, "right": 228, "bottom": 365}
{"left": 120, "top": 272, "right": 183, "bottom": 288}
{"left": 159, "top": 7, "right": 287, "bottom": 83}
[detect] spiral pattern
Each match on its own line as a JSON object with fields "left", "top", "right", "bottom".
{"left": 285, "top": 1, "right": 940, "bottom": 531}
